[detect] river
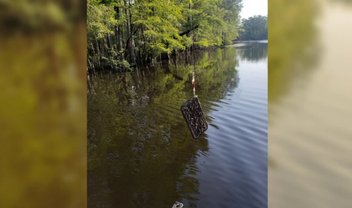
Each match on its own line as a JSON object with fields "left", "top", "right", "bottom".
{"left": 269, "top": 0, "right": 352, "bottom": 207}
{"left": 88, "top": 42, "right": 268, "bottom": 208}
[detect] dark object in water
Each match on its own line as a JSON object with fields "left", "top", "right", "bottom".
{"left": 181, "top": 96, "right": 208, "bottom": 139}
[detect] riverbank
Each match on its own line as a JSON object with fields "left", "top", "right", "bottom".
{"left": 88, "top": 44, "right": 225, "bottom": 74}
{"left": 87, "top": 0, "right": 242, "bottom": 74}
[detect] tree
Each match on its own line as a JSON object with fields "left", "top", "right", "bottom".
{"left": 238, "top": 15, "right": 267, "bottom": 40}
{"left": 133, "top": 0, "right": 185, "bottom": 58}
{"left": 87, "top": 0, "right": 243, "bottom": 71}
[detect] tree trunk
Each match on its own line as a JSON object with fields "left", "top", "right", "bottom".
{"left": 106, "top": 35, "right": 112, "bottom": 49}
{"left": 95, "top": 39, "right": 101, "bottom": 65}
{"left": 124, "top": 0, "right": 136, "bottom": 64}
{"left": 115, "top": 26, "right": 122, "bottom": 51}
{"left": 114, "top": 6, "right": 122, "bottom": 52}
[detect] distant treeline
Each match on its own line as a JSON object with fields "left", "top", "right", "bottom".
{"left": 238, "top": 15, "right": 267, "bottom": 41}
{"left": 88, "top": 0, "right": 242, "bottom": 72}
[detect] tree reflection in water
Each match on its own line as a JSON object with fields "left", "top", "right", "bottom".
{"left": 88, "top": 47, "right": 239, "bottom": 208}
{"left": 235, "top": 42, "right": 268, "bottom": 63}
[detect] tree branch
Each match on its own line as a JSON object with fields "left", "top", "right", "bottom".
{"left": 179, "top": 25, "right": 199, "bottom": 36}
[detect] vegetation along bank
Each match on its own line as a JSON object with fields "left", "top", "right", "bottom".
{"left": 87, "top": 0, "right": 243, "bottom": 72}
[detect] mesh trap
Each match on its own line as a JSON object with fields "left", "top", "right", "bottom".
{"left": 180, "top": 96, "right": 208, "bottom": 139}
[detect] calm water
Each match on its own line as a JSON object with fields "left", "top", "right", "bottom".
{"left": 88, "top": 42, "right": 267, "bottom": 208}
{"left": 269, "top": 1, "right": 352, "bottom": 207}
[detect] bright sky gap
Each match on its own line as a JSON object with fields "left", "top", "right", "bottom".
{"left": 240, "top": 0, "right": 268, "bottom": 19}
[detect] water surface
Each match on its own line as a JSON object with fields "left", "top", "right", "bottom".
{"left": 269, "top": 0, "right": 352, "bottom": 207}
{"left": 88, "top": 42, "right": 267, "bottom": 208}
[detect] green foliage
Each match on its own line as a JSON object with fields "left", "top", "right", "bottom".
{"left": 133, "top": 0, "right": 185, "bottom": 55}
{"left": 181, "top": 0, "right": 241, "bottom": 46}
{"left": 238, "top": 15, "right": 267, "bottom": 40}
{"left": 221, "top": 0, "right": 242, "bottom": 44}
{"left": 101, "top": 48, "right": 131, "bottom": 71}
{"left": 87, "top": 0, "right": 243, "bottom": 71}
{"left": 87, "top": 0, "right": 117, "bottom": 40}
{"left": 190, "top": 0, "right": 224, "bottom": 46}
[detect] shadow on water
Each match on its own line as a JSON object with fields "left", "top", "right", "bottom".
{"left": 88, "top": 47, "right": 239, "bottom": 208}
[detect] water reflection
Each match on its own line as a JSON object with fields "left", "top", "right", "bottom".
{"left": 0, "top": 29, "right": 86, "bottom": 207}
{"left": 88, "top": 47, "right": 241, "bottom": 207}
{"left": 269, "top": 0, "right": 352, "bottom": 207}
{"left": 235, "top": 42, "right": 268, "bottom": 63}
{"left": 268, "top": 0, "right": 319, "bottom": 102}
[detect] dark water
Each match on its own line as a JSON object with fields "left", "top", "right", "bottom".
{"left": 88, "top": 42, "right": 267, "bottom": 208}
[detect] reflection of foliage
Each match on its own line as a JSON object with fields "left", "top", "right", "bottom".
{"left": 0, "top": 2, "right": 85, "bottom": 208}
{"left": 0, "top": 33, "right": 86, "bottom": 207}
{"left": 236, "top": 42, "right": 268, "bottom": 63}
{"left": 269, "top": 0, "right": 319, "bottom": 102}
{"left": 0, "top": 0, "right": 84, "bottom": 33}
{"left": 88, "top": 47, "right": 238, "bottom": 207}
{"left": 238, "top": 15, "right": 267, "bottom": 41}
{"left": 195, "top": 48, "right": 238, "bottom": 100}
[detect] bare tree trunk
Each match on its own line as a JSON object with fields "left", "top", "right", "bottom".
{"left": 124, "top": 0, "right": 136, "bottom": 65}
{"left": 106, "top": 35, "right": 112, "bottom": 49}
{"left": 115, "top": 26, "right": 122, "bottom": 51}
{"left": 114, "top": 6, "right": 123, "bottom": 52}
{"left": 95, "top": 39, "right": 101, "bottom": 65}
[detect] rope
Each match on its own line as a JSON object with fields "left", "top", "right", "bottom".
{"left": 192, "top": 71, "right": 196, "bottom": 96}
{"left": 190, "top": 0, "right": 196, "bottom": 97}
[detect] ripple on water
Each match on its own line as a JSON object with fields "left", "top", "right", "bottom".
{"left": 88, "top": 42, "right": 268, "bottom": 208}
